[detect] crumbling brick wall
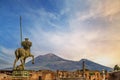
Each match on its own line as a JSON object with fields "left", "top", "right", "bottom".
{"left": 109, "top": 71, "right": 120, "bottom": 80}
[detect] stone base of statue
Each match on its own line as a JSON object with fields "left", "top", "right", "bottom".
{"left": 12, "top": 70, "right": 30, "bottom": 80}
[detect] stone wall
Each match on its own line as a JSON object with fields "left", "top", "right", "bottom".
{"left": 109, "top": 71, "right": 120, "bottom": 80}
{"left": 57, "top": 70, "right": 103, "bottom": 80}
{"left": 59, "top": 78, "right": 85, "bottom": 80}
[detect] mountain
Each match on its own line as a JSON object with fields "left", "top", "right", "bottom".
{"left": 25, "top": 53, "right": 112, "bottom": 71}
{"left": 79, "top": 59, "right": 112, "bottom": 71}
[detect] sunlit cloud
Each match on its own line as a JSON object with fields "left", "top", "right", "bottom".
{"left": 24, "top": 0, "right": 120, "bottom": 67}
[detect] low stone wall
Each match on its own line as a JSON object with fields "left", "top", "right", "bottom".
{"left": 109, "top": 71, "right": 120, "bottom": 80}
{"left": 59, "top": 78, "right": 85, "bottom": 80}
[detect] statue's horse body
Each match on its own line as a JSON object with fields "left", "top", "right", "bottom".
{"left": 13, "top": 48, "right": 34, "bottom": 70}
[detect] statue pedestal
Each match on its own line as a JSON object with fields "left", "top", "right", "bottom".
{"left": 12, "top": 70, "right": 30, "bottom": 80}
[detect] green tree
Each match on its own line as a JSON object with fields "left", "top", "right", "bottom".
{"left": 114, "top": 65, "right": 120, "bottom": 71}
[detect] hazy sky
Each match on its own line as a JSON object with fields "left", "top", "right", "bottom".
{"left": 0, "top": 0, "right": 120, "bottom": 68}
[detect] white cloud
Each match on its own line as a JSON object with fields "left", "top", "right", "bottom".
{"left": 0, "top": 46, "right": 14, "bottom": 64}
{"left": 18, "top": 0, "right": 120, "bottom": 67}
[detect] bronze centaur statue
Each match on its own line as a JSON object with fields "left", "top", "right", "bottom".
{"left": 13, "top": 38, "right": 34, "bottom": 70}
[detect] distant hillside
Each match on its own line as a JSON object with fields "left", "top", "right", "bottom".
{"left": 26, "top": 53, "right": 112, "bottom": 71}
{"left": 0, "top": 58, "right": 11, "bottom": 69}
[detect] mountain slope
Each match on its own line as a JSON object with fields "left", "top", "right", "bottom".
{"left": 26, "top": 53, "right": 112, "bottom": 71}
{"left": 79, "top": 59, "right": 112, "bottom": 71}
